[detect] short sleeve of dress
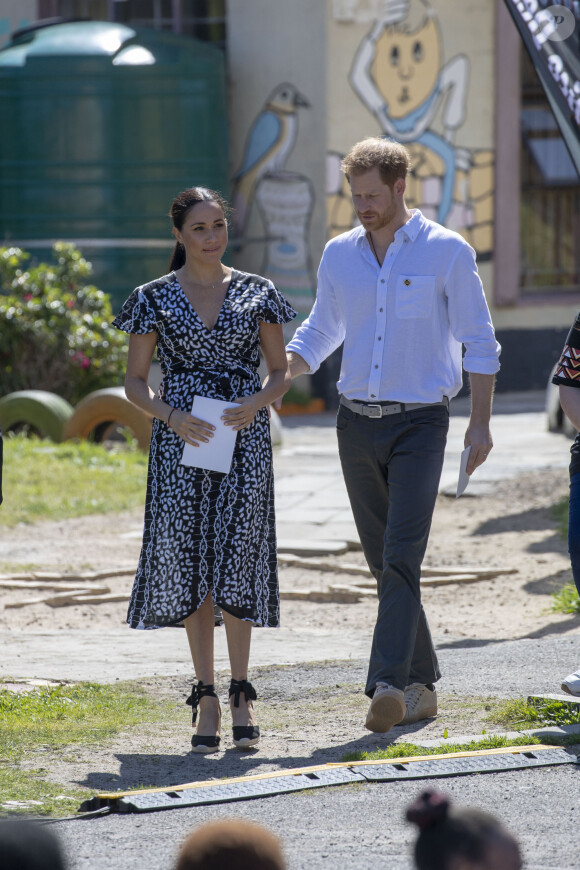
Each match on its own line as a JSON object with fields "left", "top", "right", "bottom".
{"left": 552, "top": 311, "right": 580, "bottom": 388}
{"left": 112, "top": 287, "right": 157, "bottom": 334}
{"left": 259, "top": 282, "right": 297, "bottom": 326}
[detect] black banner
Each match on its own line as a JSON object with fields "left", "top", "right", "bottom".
{"left": 504, "top": 1, "right": 580, "bottom": 174}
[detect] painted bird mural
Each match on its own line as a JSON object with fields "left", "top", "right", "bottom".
{"left": 232, "top": 82, "right": 310, "bottom": 241}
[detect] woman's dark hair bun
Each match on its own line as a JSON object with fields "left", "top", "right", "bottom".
{"left": 406, "top": 790, "right": 450, "bottom": 830}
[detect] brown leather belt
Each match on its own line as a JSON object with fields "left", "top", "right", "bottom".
{"left": 339, "top": 395, "right": 449, "bottom": 419}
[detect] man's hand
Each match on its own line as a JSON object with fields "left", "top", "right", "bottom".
{"left": 464, "top": 372, "right": 495, "bottom": 475}
{"left": 464, "top": 421, "right": 493, "bottom": 474}
{"left": 271, "top": 351, "right": 310, "bottom": 410}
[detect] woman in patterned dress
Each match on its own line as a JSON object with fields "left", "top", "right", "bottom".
{"left": 113, "top": 187, "right": 295, "bottom": 753}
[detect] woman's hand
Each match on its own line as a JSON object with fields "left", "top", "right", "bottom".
{"left": 170, "top": 409, "right": 215, "bottom": 446}
{"left": 221, "top": 396, "right": 261, "bottom": 431}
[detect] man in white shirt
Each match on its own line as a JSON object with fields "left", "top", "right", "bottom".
{"left": 285, "top": 137, "right": 500, "bottom": 734}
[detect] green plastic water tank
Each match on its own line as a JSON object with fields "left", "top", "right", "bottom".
{"left": 0, "top": 21, "right": 229, "bottom": 306}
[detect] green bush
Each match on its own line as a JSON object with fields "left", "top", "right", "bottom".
{"left": 0, "top": 243, "right": 127, "bottom": 404}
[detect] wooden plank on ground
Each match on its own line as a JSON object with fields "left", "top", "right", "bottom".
{"left": 421, "top": 574, "right": 493, "bottom": 587}
{"left": 279, "top": 557, "right": 517, "bottom": 582}
{"left": 46, "top": 592, "right": 130, "bottom": 607}
{"left": 280, "top": 588, "right": 363, "bottom": 603}
{"left": 0, "top": 567, "right": 135, "bottom": 584}
{"left": 421, "top": 566, "right": 518, "bottom": 578}
{"left": 279, "top": 556, "right": 370, "bottom": 576}
{"left": 0, "top": 580, "right": 111, "bottom": 591}
{"left": 4, "top": 586, "right": 111, "bottom": 609}
{"left": 328, "top": 584, "right": 376, "bottom": 598}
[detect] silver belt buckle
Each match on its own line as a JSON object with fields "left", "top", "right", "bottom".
{"left": 367, "top": 404, "right": 383, "bottom": 419}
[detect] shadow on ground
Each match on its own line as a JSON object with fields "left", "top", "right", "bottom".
{"left": 436, "top": 611, "right": 580, "bottom": 649}
{"left": 473, "top": 506, "right": 562, "bottom": 538}
{"left": 75, "top": 719, "right": 436, "bottom": 794}
{"left": 523, "top": 570, "right": 571, "bottom": 596}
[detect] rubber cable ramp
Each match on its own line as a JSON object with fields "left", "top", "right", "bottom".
{"left": 79, "top": 745, "right": 578, "bottom": 815}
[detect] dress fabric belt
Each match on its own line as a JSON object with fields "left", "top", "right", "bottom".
{"left": 165, "top": 362, "right": 257, "bottom": 379}
{"left": 339, "top": 395, "right": 449, "bottom": 419}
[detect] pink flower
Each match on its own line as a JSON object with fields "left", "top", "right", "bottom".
{"left": 24, "top": 293, "right": 32, "bottom": 301}
{"left": 71, "top": 351, "right": 90, "bottom": 369}
{"left": 66, "top": 299, "right": 75, "bottom": 308}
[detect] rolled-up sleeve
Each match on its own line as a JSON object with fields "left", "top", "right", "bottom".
{"left": 445, "top": 244, "right": 501, "bottom": 375}
{"left": 286, "top": 255, "right": 345, "bottom": 373}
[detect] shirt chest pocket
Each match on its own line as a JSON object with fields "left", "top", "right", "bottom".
{"left": 395, "top": 275, "right": 437, "bottom": 319}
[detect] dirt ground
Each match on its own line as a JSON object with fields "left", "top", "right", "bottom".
{"left": 2, "top": 466, "right": 580, "bottom": 796}
{"left": 0, "top": 466, "right": 576, "bottom": 644}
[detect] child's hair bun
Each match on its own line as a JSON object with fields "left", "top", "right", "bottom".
{"left": 406, "top": 790, "right": 450, "bottom": 830}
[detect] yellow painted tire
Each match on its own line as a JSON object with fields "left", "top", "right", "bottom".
{"left": 63, "top": 387, "right": 152, "bottom": 451}
{"left": 0, "top": 390, "right": 74, "bottom": 442}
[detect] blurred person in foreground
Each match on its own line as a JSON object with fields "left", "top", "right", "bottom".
{"left": 175, "top": 818, "right": 285, "bottom": 870}
{"left": 0, "top": 819, "right": 67, "bottom": 870}
{"left": 552, "top": 312, "right": 580, "bottom": 695}
{"left": 406, "top": 790, "right": 522, "bottom": 870}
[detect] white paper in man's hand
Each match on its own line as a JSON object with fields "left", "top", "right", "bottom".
{"left": 181, "top": 396, "right": 239, "bottom": 474}
{"left": 456, "top": 445, "right": 471, "bottom": 498}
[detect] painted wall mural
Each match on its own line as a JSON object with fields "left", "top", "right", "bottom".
{"left": 328, "top": 0, "right": 494, "bottom": 259}
{"left": 232, "top": 82, "right": 315, "bottom": 324}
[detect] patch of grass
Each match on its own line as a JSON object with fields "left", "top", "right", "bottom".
{"left": 551, "top": 582, "right": 580, "bottom": 615}
{"left": 341, "top": 734, "right": 541, "bottom": 763}
{"left": 0, "top": 682, "right": 159, "bottom": 752}
{"left": 0, "top": 767, "right": 94, "bottom": 818}
{"left": 0, "top": 434, "right": 147, "bottom": 526}
{"left": 0, "top": 681, "right": 173, "bottom": 816}
{"left": 0, "top": 562, "right": 43, "bottom": 574}
{"left": 552, "top": 495, "right": 569, "bottom": 538}
{"left": 490, "top": 697, "right": 580, "bottom": 728}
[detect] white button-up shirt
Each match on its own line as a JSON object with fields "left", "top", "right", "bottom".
{"left": 287, "top": 210, "right": 500, "bottom": 404}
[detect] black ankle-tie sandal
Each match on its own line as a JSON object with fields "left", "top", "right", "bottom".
{"left": 185, "top": 680, "right": 221, "bottom": 754}
{"left": 229, "top": 678, "right": 260, "bottom": 749}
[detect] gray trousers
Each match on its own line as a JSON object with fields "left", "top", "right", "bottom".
{"left": 336, "top": 402, "right": 448, "bottom": 697}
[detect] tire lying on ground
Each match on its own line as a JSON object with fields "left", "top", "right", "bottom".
{"left": 63, "top": 387, "right": 152, "bottom": 451}
{"left": 0, "top": 390, "right": 74, "bottom": 442}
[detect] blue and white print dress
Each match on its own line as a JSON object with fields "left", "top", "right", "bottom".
{"left": 113, "top": 270, "right": 296, "bottom": 630}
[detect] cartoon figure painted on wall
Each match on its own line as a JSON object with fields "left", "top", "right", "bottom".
{"left": 232, "top": 82, "right": 315, "bottom": 324}
{"left": 329, "top": 0, "right": 494, "bottom": 258}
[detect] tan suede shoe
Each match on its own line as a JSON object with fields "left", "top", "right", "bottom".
{"left": 401, "top": 683, "right": 438, "bottom": 724}
{"left": 365, "top": 684, "right": 406, "bottom": 733}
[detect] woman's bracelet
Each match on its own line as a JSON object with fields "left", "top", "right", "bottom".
{"left": 167, "top": 407, "right": 177, "bottom": 428}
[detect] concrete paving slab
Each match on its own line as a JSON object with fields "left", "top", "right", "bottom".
{"left": 273, "top": 475, "right": 324, "bottom": 492}
{"left": 277, "top": 539, "right": 349, "bottom": 556}
{"left": 272, "top": 492, "right": 308, "bottom": 509}
{"left": 275, "top": 522, "right": 327, "bottom": 540}
{"left": 287, "top": 492, "right": 351, "bottom": 510}
{"left": 4, "top": 629, "right": 580, "bottom": 700}
{"left": 276, "top": 508, "right": 338, "bottom": 525}
{"left": 0, "top": 627, "right": 371, "bottom": 683}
